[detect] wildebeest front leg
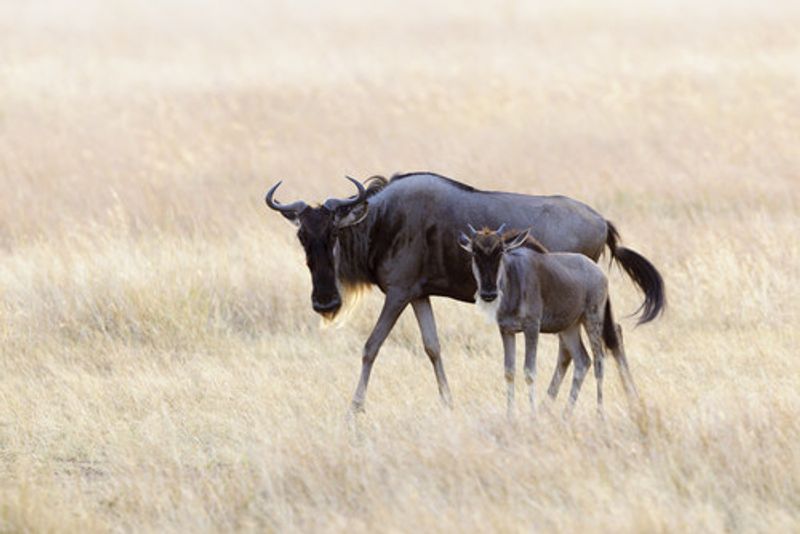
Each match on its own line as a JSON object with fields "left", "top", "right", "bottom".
{"left": 501, "top": 330, "right": 516, "bottom": 419}
{"left": 411, "top": 297, "right": 453, "bottom": 408}
{"left": 350, "top": 291, "right": 410, "bottom": 414}
{"left": 523, "top": 323, "right": 540, "bottom": 415}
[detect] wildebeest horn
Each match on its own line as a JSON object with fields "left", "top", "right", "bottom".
{"left": 467, "top": 224, "right": 478, "bottom": 236}
{"left": 265, "top": 181, "right": 309, "bottom": 214}
{"left": 323, "top": 176, "right": 367, "bottom": 211}
{"left": 496, "top": 223, "right": 507, "bottom": 234}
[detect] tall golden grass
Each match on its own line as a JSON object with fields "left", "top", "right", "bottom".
{"left": 1, "top": 0, "right": 799, "bottom": 531}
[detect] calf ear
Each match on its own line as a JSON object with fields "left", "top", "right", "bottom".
{"left": 504, "top": 229, "right": 530, "bottom": 250}
{"left": 458, "top": 233, "right": 472, "bottom": 252}
{"left": 336, "top": 202, "right": 369, "bottom": 228}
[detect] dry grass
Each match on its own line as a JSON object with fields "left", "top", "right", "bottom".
{"left": 1, "top": 0, "right": 799, "bottom": 531}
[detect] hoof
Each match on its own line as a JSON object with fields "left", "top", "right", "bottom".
{"left": 440, "top": 394, "right": 454, "bottom": 410}
{"left": 348, "top": 402, "right": 366, "bottom": 417}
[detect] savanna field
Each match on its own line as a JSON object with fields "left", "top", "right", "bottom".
{"left": 1, "top": 0, "right": 799, "bottom": 531}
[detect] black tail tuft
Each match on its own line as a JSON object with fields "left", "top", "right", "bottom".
{"left": 602, "top": 299, "right": 619, "bottom": 350}
{"left": 605, "top": 221, "right": 621, "bottom": 266}
{"left": 606, "top": 221, "right": 666, "bottom": 324}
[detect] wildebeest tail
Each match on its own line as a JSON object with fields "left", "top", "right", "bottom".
{"left": 602, "top": 299, "right": 619, "bottom": 351}
{"left": 606, "top": 221, "right": 666, "bottom": 324}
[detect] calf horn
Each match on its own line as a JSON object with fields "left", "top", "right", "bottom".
{"left": 265, "top": 181, "right": 309, "bottom": 214}
{"left": 323, "top": 176, "right": 367, "bottom": 211}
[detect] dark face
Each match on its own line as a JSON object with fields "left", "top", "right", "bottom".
{"left": 265, "top": 176, "right": 369, "bottom": 319}
{"left": 459, "top": 226, "right": 530, "bottom": 303}
{"left": 471, "top": 234, "right": 504, "bottom": 302}
{"left": 296, "top": 207, "right": 342, "bottom": 315}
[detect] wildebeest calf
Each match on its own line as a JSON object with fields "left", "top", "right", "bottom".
{"left": 459, "top": 225, "right": 639, "bottom": 417}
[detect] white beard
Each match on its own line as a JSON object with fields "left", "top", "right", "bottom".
{"left": 320, "top": 239, "right": 368, "bottom": 330}
{"left": 475, "top": 291, "right": 502, "bottom": 324}
{"left": 472, "top": 257, "right": 505, "bottom": 325}
{"left": 319, "top": 279, "right": 369, "bottom": 330}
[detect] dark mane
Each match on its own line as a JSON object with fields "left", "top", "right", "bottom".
{"left": 363, "top": 175, "right": 390, "bottom": 198}
{"left": 333, "top": 171, "right": 506, "bottom": 299}
{"left": 389, "top": 171, "right": 479, "bottom": 192}
{"left": 330, "top": 174, "right": 393, "bottom": 293}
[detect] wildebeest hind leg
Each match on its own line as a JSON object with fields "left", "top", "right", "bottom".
{"left": 411, "top": 297, "right": 453, "bottom": 408}
{"left": 610, "top": 323, "right": 641, "bottom": 411}
{"left": 584, "top": 316, "right": 606, "bottom": 417}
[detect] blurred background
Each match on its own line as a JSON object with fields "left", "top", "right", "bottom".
{"left": 2, "top": 0, "right": 797, "bottom": 240}
{"left": 1, "top": 1, "right": 799, "bottom": 531}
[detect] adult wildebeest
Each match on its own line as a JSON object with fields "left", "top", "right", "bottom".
{"left": 459, "top": 225, "right": 639, "bottom": 418}
{"left": 265, "top": 172, "right": 663, "bottom": 413}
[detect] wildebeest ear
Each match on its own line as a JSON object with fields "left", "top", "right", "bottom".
{"left": 336, "top": 202, "right": 369, "bottom": 228}
{"left": 504, "top": 229, "right": 529, "bottom": 250}
{"left": 279, "top": 211, "right": 302, "bottom": 228}
{"left": 275, "top": 210, "right": 301, "bottom": 228}
{"left": 458, "top": 233, "right": 472, "bottom": 252}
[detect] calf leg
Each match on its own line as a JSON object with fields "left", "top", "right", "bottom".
{"left": 561, "top": 325, "right": 591, "bottom": 417}
{"left": 610, "top": 323, "right": 640, "bottom": 409}
{"left": 411, "top": 297, "right": 453, "bottom": 408}
{"left": 501, "top": 330, "right": 516, "bottom": 419}
{"left": 584, "top": 313, "right": 606, "bottom": 417}
{"left": 350, "top": 290, "right": 410, "bottom": 414}
{"left": 547, "top": 337, "right": 573, "bottom": 400}
{"left": 523, "top": 322, "right": 540, "bottom": 414}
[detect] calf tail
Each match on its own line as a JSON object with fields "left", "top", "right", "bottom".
{"left": 602, "top": 299, "right": 619, "bottom": 351}
{"left": 606, "top": 221, "right": 666, "bottom": 325}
